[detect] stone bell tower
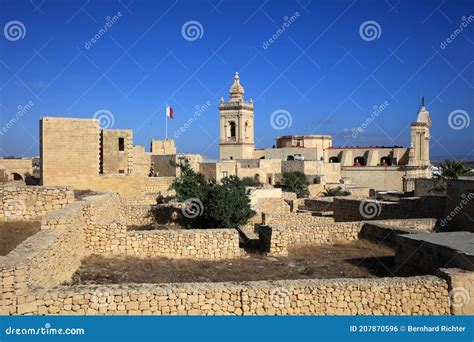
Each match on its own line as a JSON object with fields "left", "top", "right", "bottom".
{"left": 405, "top": 97, "right": 432, "bottom": 190}
{"left": 219, "top": 72, "right": 255, "bottom": 160}
{"left": 409, "top": 96, "right": 432, "bottom": 167}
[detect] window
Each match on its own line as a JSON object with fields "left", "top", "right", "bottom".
{"left": 229, "top": 121, "right": 236, "bottom": 139}
{"left": 119, "top": 169, "right": 125, "bottom": 174}
{"left": 222, "top": 171, "right": 228, "bottom": 178}
{"left": 118, "top": 137, "right": 125, "bottom": 151}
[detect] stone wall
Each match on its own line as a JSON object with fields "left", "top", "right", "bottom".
{"left": 0, "top": 186, "right": 74, "bottom": 221}
{"left": 9, "top": 277, "right": 449, "bottom": 315}
{"left": 333, "top": 196, "right": 445, "bottom": 222}
{"left": 439, "top": 268, "right": 474, "bottom": 315}
{"left": 262, "top": 212, "right": 334, "bottom": 225}
{"left": 440, "top": 179, "right": 474, "bottom": 232}
{"left": 259, "top": 221, "right": 363, "bottom": 256}
{"left": 84, "top": 201, "right": 242, "bottom": 259}
{"left": 359, "top": 219, "right": 436, "bottom": 248}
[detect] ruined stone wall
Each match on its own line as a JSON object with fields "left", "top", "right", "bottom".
{"left": 333, "top": 197, "right": 445, "bottom": 222}
{"left": 439, "top": 268, "right": 474, "bottom": 315}
{"left": 262, "top": 212, "right": 334, "bottom": 225}
{"left": 10, "top": 277, "right": 450, "bottom": 315}
{"left": 86, "top": 202, "right": 242, "bottom": 259}
{"left": 0, "top": 186, "right": 74, "bottom": 221}
{"left": 441, "top": 179, "right": 474, "bottom": 232}
{"left": 259, "top": 222, "right": 363, "bottom": 256}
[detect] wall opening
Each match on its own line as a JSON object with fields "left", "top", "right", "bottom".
{"left": 353, "top": 157, "right": 366, "bottom": 166}
{"left": 11, "top": 172, "right": 23, "bottom": 181}
{"left": 380, "top": 156, "right": 392, "bottom": 166}
{"left": 118, "top": 137, "right": 125, "bottom": 151}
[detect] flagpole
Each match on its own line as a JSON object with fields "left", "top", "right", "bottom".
{"left": 165, "top": 104, "right": 168, "bottom": 140}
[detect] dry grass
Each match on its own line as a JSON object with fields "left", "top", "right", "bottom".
{"left": 0, "top": 221, "right": 41, "bottom": 256}
{"left": 69, "top": 240, "right": 400, "bottom": 285}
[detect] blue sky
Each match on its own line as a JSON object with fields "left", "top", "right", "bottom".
{"left": 0, "top": 0, "right": 473, "bottom": 160}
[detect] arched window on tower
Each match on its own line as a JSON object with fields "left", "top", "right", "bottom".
{"left": 244, "top": 121, "right": 249, "bottom": 139}
{"left": 228, "top": 121, "right": 236, "bottom": 141}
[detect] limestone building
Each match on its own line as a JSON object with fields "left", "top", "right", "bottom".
{"left": 33, "top": 72, "right": 433, "bottom": 194}
{"left": 219, "top": 72, "right": 255, "bottom": 160}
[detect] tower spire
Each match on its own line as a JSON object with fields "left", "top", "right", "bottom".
{"left": 229, "top": 71, "right": 245, "bottom": 102}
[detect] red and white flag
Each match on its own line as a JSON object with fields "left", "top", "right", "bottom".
{"left": 166, "top": 104, "right": 174, "bottom": 119}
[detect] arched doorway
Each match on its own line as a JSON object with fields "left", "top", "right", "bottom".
{"left": 329, "top": 156, "right": 339, "bottom": 163}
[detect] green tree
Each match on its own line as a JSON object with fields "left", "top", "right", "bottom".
{"left": 282, "top": 171, "right": 309, "bottom": 198}
{"left": 440, "top": 160, "right": 473, "bottom": 179}
{"left": 170, "top": 164, "right": 254, "bottom": 229}
{"left": 170, "top": 160, "right": 208, "bottom": 201}
{"left": 204, "top": 176, "right": 255, "bottom": 228}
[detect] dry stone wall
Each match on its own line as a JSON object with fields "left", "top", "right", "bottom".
{"left": 259, "top": 221, "right": 363, "bottom": 256}
{"left": 262, "top": 212, "right": 335, "bottom": 225}
{"left": 0, "top": 186, "right": 74, "bottom": 221}
{"left": 333, "top": 197, "right": 445, "bottom": 222}
{"left": 10, "top": 277, "right": 450, "bottom": 315}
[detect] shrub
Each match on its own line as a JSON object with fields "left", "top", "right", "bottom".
{"left": 241, "top": 177, "right": 262, "bottom": 187}
{"left": 322, "top": 186, "right": 351, "bottom": 197}
{"left": 170, "top": 164, "right": 254, "bottom": 229}
{"left": 282, "top": 171, "right": 309, "bottom": 198}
